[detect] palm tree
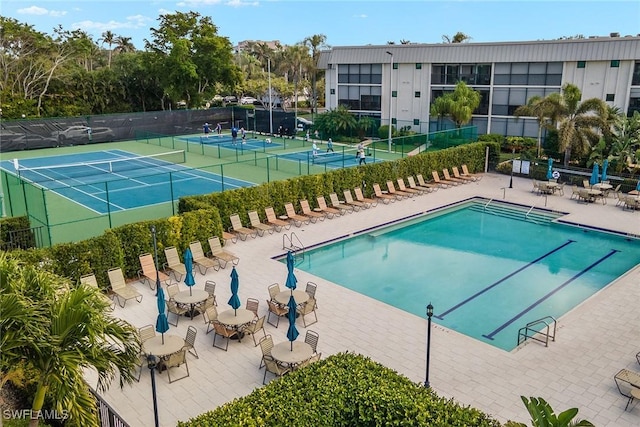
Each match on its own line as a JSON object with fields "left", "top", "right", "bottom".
{"left": 430, "top": 95, "right": 453, "bottom": 131}
{"left": 356, "top": 116, "right": 377, "bottom": 139}
{"left": 442, "top": 32, "right": 472, "bottom": 43}
{"left": 99, "top": 30, "right": 115, "bottom": 68}
{"left": 114, "top": 36, "right": 135, "bottom": 54}
{"left": 0, "top": 254, "right": 140, "bottom": 427}
{"left": 447, "top": 81, "right": 481, "bottom": 128}
{"left": 303, "top": 34, "right": 328, "bottom": 115}
{"left": 514, "top": 95, "right": 554, "bottom": 157}
{"left": 542, "top": 84, "right": 607, "bottom": 167}
{"left": 512, "top": 396, "right": 594, "bottom": 427}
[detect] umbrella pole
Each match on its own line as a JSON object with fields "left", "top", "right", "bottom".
{"left": 162, "top": 332, "right": 165, "bottom": 345}
{"left": 151, "top": 225, "right": 160, "bottom": 296}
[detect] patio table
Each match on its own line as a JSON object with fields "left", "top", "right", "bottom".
{"left": 218, "top": 308, "right": 255, "bottom": 341}
{"left": 142, "top": 335, "right": 185, "bottom": 358}
{"left": 174, "top": 289, "right": 209, "bottom": 319}
{"left": 271, "top": 341, "right": 313, "bottom": 366}
{"left": 274, "top": 290, "right": 309, "bottom": 306}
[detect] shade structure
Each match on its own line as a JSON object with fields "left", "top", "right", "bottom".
{"left": 601, "top": 159, "right": 608, "bottom": 183}
{"left": 183, "top": 247, "right": 196, "bottom": 295}
{"left": 228, "top": 266, "right": 241, "bottom": 315}
{"left": 285, "top": 251, "right": 297, "bottom": 291}
{"left": 589, "top": 163, "right": 599, "bottom": 186}
{"left": 286, "top": 295, "right": 299, "bottom": 350}
{"left": 155, "top": 284, "right": 170, "bottom": 344}
{"left": 546, "top": 158, "right": 553, "bottom": 180}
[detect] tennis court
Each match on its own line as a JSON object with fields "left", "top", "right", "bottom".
{"left": 279, "top": 147, "right": 382, "bottom": 169}
{"left": 0, "top": 149, "right": 254, "bottom": 214}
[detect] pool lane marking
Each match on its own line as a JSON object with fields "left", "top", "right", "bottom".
{"left": 482, "top": 248, "right": 619, "bottom": 340}
{"left": 435, "top": 240, "right": 575, "bottom": 320}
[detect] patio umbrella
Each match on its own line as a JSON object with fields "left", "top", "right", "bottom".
{"left": 601, "top": 159, "right": 608, "bottom": 183}
{"left": 589, "top": 163, "right": 599, "bottom": 186}
{"left": 183, "top": 247, "right": 196, "bottom": 295}
{"left": 637, "top": 179, "right": 640, "bottom": 192}
{"left": 546, "top": 158, "right": 553, "bottom": 180}
{"left": 286, "top": 295, "right": 299, "bottom": 351}
{"left": 285, "top": 251, "right": 297, "bottom": 292}
{"left": 228, "top": 266, "right": 241, "bottom": 315}
{"left": 155, "top": 284, "right": 169, "bottom": 344}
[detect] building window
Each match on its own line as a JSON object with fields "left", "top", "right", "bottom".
{"left": 611, "top": 60, "right": 620, "bottom": 68}
{"left": 413, "top": 119, "right": 420, "bottom": 125}
{"left": 606, "top": 93, "right": 615, "bottom": 102}
{"left": 577, "top": 61, "right": 586, "bottom": 68}
{"left": 392, "top": 63, "right": 398, "bottom": 70}
{"left": 391, "top": 118, "right": 397, "bottom": 124}
{"left": 392, "top": 91, "right": 397, "bottom": 97}
{"left": 414, "top": 91, "right": 421, "bottom": 98}
{"left": 416, "top": 63, "right": 422, "bottom": 69}
{"left": 330, "top": 89, "right": 335, "bottom": 95}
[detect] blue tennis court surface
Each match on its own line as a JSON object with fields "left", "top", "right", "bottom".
{"left": 180, "top": 135, "right": 283, "bottom": 152}
{"left": 0, "top": 149, "right": 254, "bottom": 214}
{"left": 279, "top": 149, "right": 383, "bottom": 169}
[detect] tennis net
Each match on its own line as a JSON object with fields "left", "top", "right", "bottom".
{"left": 311, "top": 148, "right": 359, "bottom": 164}
{"left": 16, "top": 150, "right": 187, "bottom": 183}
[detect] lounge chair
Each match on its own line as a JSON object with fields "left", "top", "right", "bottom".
{"left": 442, "top": 168, "right": 468, "bottom": 185}
{"left": 406, "top": 176, "right": 431, "bottom": 194}
{"left": 452, "top": 166, "right": 476, "bottom": 182}
{"left": 396, "top": 178, "right": 422, "bottom": 196}
{"left": 80, "top": 273, "right": 115, "bottom": 310}
{"left": 300, "top": 199, "right": 326, "bottom": 222}
{"left": 189, "top": 241, "right": 219, "bottom": 274}
{"left": 614, "top": 368, "right": 640, "bottom": 410}
{"left": 372, "top": 183, "right": 395, "bottom": 204}
{"left": 222, "top": 231, "right": 237, "bottom": 244}
{"left": 284, "top": 202, "right": 311, "bottom": 227}
{"left": 386, "top": 180, "right": 411, "bottom": 199}
{"left": 329, "top": 193, "right": 354, "bottom": 213}
{"left": 163, "top": 246, "right": 187, "bottom": 281}
{"left": 343, "top": 189, "right": 366, "bottom": 210}
{"left": 461, "top": 164, "right": 483, "bottom": 181}
{"left": 354, "top": 187, "right": 377, "bottom": 207}
{"left": 230, "top": 214, "right": 257, "bottom": 240}
{"left": 207, "top": 236, "right": 239, "bottom": 269}
{"left": 138, "top": 253, "right": 172, "bottom": 290}
{"left": 248, "top": 210, "right": 274, "bottom": 236}
{"left": 107, "top": 267, "right": 143, "bottom": 308}
{"left": 265, "top": 207, "right": 291, "bottom": 231}
{"left": 416, "top": 174, "right": 440, "bottom": 191}
{"left": 316, "top": 196, "right": 341, "bottom": 217}
{"left": 432, "top": 170, "right": 457, "bottom": 187}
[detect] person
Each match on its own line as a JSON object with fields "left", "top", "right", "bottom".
{"left": 358, "top": 148, "right": 366, "bottom": 165}
{"left": 312, "top": 142, "right": 318, "bottom": 157}
{"left": 203, "top": 123, "right": 210, "bottom": 138}
{"left": 357, "top": 141, "right": 364, "bottom": 152}
{"left": 240, "top": 127, "right": 246, "bottom": 143}
{"left": 231, "top": 127, "right": 238, "bottom": 145}
{"left": 327, "top": 138, "right": 334, "bottom": 152}
{"left": 278, "top": 126, "right": 283, "bottom": 138}
{"left": 215, "top": 123, "right": 222, "bottom": 136}
{"left": 305, "top": 130, "right": 310, "bottom": 142}
{"left": 314, "top": 129, "right": 319, "bottom": 140}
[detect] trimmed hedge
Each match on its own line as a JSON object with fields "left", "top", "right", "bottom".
{"left": 177, "top": 352, "right": 502, "bottom": 427}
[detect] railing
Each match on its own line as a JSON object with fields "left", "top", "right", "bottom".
{"left": 91, "top": 388, "right": 130, "bottom": 427}
{"left": 282, "top": 232, "right": 305, "bottom": 258}
{"left": 0, "top": 226, "right": 46, "bottom": 250}
{"left": 517, "top": 316, "right": 557, "bottom": 347}
{"left": 483, "top": 198, "right": 493, "bottom": 210}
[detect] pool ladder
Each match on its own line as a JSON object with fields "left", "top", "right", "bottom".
{"left": 282, "top": 232, "right": 305, "bottom": 260}
{"left": 517, "top": 316, "right": 557, "bottom": 347}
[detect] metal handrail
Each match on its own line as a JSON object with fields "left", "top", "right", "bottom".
{"left": 282, "top": 232, "right": 305, "bottom": 257}
{"left": 517, "top": 315, "right": 557, "bottom": 347}
{"left": 483, "top": 198, "right": 493, "bottom": 210}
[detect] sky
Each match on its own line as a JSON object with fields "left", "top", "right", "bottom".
{"left": 2, "top": 0, "right": 640, "bottom": 49}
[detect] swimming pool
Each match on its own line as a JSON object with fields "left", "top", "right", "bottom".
{"left": 292, "top": 200, "right": 640, "bottom": 351}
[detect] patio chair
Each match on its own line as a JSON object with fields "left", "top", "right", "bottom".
{"left": 416, "top": 174, "right": 440, "bottom": 191}
{"left": 265, "top": 206, "right": 291, "bottom": 231}
{"left": 570, "top": 185, "right": 580, "bottom": 200}
{"left": 163, "top": 246, "right": 186, "bottom": 281}
{"left": 259, "top": 334, "right": 274, "bottom": 369}
{"left": 248, "top": 210, "right": 274, "bottom": 236}
{"left": 583, "top": 179, "right": 591, "bottom": 188}
{"left": 268, "top": 283, "right": 281, "bottom": 302}
{"left": 222, "top": 231, "right": 237, "bottom": 244}
{"left": 266, "top": 299, "right": 288, "bottom": 328}
{"left": 166, "top": 349, "right": 190, "bottom": 383}
{"left": 243, "top": 315, "right": 267, "bottom": 346}
{"left": 297, "top": 353, "right": 322, "bottom": 370}
{"left": 396, "top": 178, "right": 422, "bottom": 196}
{"left": 305, "top": 282, "right": 318, "bottom": 308}
{"left": 297, "top": 297, "right": 318, "bottom": 327}
{"left": 165, "top": 283, "right": 180, "bottom": 301}
{"left": 208, "top": 236, "right": 239, "bottom": 269}
{"left": 329, "top": 192, "right": 354, "bottom": 213}
{"left": 461, "top": 164, "right": 483, "bottom": 181}
{"left": 204, "top": 306, "right": 218, "bottom": 334}
{"left": 371, "top": 183, "right": 395, "bottom": 204}
{"left": 246, "top": 298, "right": 260, "bottom": 319}
{"left": 304, "top": 330, "right": 319, "bottom": 355}
{"left": 166, "top": 299, "right": 188, "bottom": 327}
{"left": 284, "top": 202, "right": 311, "bottom": 227}
{"left": 80, "top": 273, "right": 115, "bottom": 310}
{"left": 204, "top": 280, "right": 218, "bottom": 306}
{"left": 343, "top": 189, "right": 365, "bottom": 210}
{"left": 212, "top": 320, "right": 238, "bottom": 351}
{"left": 442, "top": 168, "right": 468, "bottom": 185}
{"left": 229, "top": 214, "right": 258, "bottom": 241}
{"left": 354, "top": 187, "right": 377, "bottom": 207}
{"left": 138, "top": 253, "right": 172, "bottom": 290}
{"left": 403, "top": 176, "right": 428, "bottom": 195}
{"left": 138, "top": 324, "right": 156, "bottom": 343}
{"left": 386, "top": 180, "right": 411, "bottom": 199}
{"left": 108, "top": 267, "right": 143, "bottom": 308}
{"left": 614, "top": 368, "right": 640, "bottom": 410}
{"left": 300, "top": 199, "right": 326, "bottom": 222}
{"left": 183, "top": 325, "right": 199, "bottom": 359}
{"left": 432, "top": 170, "right": 457, "bottom": 187}
{"left": 263, "top": 357, "right": 291, "bottom": 385}
{"left": 452, "top": 166, "right": 476, "bottom": 182}
{"left": 316, "top": 196, "right": 342, "bottom": 217}
{"left": 189, "top": 241, "right": 219, "bottom": 274}
{"left": 609, "top": 184, "right": 621, "bottom": 200}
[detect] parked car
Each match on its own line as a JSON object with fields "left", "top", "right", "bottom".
{"left": 51, "top": 126, "right": 115, "bottom": 145}
{"left": 14, "top": 134, "right": 58, "bottom": 150}
{"left": 240, "top": 96, "right": 259, "bottom": 105}
{"left": 223, "top": 95, "right": 238, "bottom": 104}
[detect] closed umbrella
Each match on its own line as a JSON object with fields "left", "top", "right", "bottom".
{"left": 589, "top": 163, "right": 599, "bottom": 186}
{"left": 636, "top": 180, "right": 640, "bottom": 192}
{"left": 546, "top": 158, "right": 553, "bottom": 180}
{"left": 601, "top": 159, "right": 608, "bottom": 183}
{"left": 183, "top": 247, "right": 195, "bottom": 295}
{"left": 228, "top": 266, "right": 241, "bottom": 315}
{"left": 155, "top": 284, "right": 169, "bottom": 344}
{"left": 285, "top": 251, "right": 297, "bottom": 291}
{"left": 286, "top": 295, "right": 299, "bottom": 351}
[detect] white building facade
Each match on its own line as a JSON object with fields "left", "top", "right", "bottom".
{"left": 318, "top": 36, "right": 640, "bottom": 139}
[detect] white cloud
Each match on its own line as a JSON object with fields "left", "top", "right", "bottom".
{"left": 353, "top": 14, "right": 368, "bottom": 19}
{"left": 17, "top": 6, "right": 66, "bottom": 17}
{"left": 176, "top": 0, "right": 224, "bottom": 6}
{"left": 72, "top": 15, "right": 153, "bottom": 33}
{"left": 226, "top": 0, "right": 259, "bottom": 6}
{"left": 50, "top": 11, "right": 68, "bottom": 17}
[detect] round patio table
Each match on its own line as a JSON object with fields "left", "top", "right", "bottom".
{"left": 274, "top": 290, "right": 309, "bottom": 306}
{"left": 592, "top": 183, "right": 612, "bottom": 191}
{"left": 271, "top": 341, "right": 313, "bottom": 366}
{"left": 218, "top": 308, "right": 255, "bottom": 341}
{"left": 174, "top": 289, "right": 209, "bottom": 319}
{"left": 142, "top": 335, "right": 185, "bottom": 358}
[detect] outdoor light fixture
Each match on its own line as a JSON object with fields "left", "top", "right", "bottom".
{"left": 147, "top": 354, "right": 159, "bottom": 427}
{"left": 509, "top": 147, "right": 516, "bottom": 189}
{"left": 386, "top": 51, "right": 394, "bottom": 153}
{"left": 268, "top": 57, "right": 273, "bottom": 136}
{"left": 425, "top": 302, "right": 434, "bottom": 388}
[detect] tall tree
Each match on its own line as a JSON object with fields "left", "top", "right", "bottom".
{"left": 438, "top": 81, "right": 481, "bottom": 128}
{"left": 514, "top": 95, "right": 555, "bottom": 157}
{"left": 303, "top": 34, "right": 328, "bottom": 114}
{"left": 114, "top": 36, "right": 135, "bottom": 54}
{"left": 442, "top": 32, "right": 472, "bottom": 43}
{"left": 99, "top": 30, "right": 115, "bottom": 68}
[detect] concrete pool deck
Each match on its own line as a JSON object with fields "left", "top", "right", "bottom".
{"left": 90, "top": 173, "right": 640, "bottom": 426}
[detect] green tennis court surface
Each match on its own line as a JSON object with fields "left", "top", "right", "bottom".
{"left": 0, "top": 149, "right": 254, "bottom": 214}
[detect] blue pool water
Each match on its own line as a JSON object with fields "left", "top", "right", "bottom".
{"left": 292, "top": 201, "right": 640, "bottom": 351}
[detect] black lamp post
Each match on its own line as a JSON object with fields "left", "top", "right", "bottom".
{"left": 147, "top": 355, "right": 160, "bottom": 427}
{"left": 150, "top": 225, "right": 160, "bottom": 296}
{"left": 509, "top": 147, "right": 515, "bottom": 189}
{"left": 425, "top": 303, "right": 433, "bottom": 388}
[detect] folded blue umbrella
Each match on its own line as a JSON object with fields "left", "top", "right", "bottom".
{"left": 286, "top": 295, "right": 299, "bottom": 350}
{"left": 228, "top": 266, "right": 241, "bottom": 315}
{"left": 636, "top": 179, "right": 640, "bottom": 192}
{"left": 589, "top": 163, "right": 599, "bottom": 186}
{"left": 546, "top": 158, "right": 553, "bottom": 180}
{"left": 155, "top": 285, "right": 169, "bottom": 343}
{"left": 184, "top": 247, "right": 195, "bottom": 295}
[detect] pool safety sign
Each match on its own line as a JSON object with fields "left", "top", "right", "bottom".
{"left": 512, "top": 160, "right": 531, "bottom": 175}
